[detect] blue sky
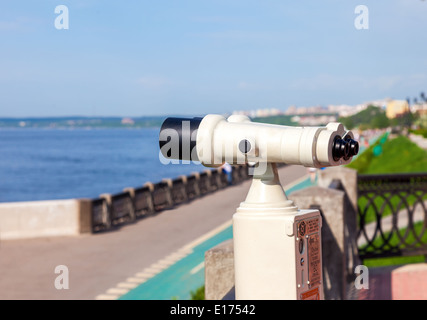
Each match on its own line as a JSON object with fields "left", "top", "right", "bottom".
{"left": 1, "top": 0, "right": 426, "bottom": 117}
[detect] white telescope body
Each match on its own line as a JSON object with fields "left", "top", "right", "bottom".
{"left": 159, "top": 114, "right": 358, "bottom": 168}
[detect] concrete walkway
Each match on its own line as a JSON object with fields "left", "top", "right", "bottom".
{"left": 0, "top": 165, "right": 308, "bottom": 300}
{"left": 409, "top": 133, "right": 427, "bottom": 150}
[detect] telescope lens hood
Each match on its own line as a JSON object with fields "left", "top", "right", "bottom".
{"left": 159, "top": 117, "right": 203, "bottom": 161}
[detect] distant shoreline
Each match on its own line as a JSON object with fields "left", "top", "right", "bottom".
{"left": 0, "top": 125, "right": 160, "bottom": 132}
{"left": 0, "top": 116, "right": 170, "bottom": 129}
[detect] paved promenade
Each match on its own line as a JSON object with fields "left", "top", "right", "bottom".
{"left": 409, "top": 133, "right": 427, "bottom": 150}
{"left": 0, "top": 165, "right": 308, "bottom": 300}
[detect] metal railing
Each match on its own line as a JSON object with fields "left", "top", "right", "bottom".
{"left": 357, "top": 172, "right": 427, "bottom": 260}
{"left": 91, "top": 164, "right": 250, "bottom": 232}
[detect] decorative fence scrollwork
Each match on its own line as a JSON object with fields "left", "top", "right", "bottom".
{"left": 357, "top": 173, "right": 427, "bottom": 260}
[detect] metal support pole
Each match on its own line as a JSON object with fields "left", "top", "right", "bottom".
{"left": 233, "top": 163, "right": 324, "bottom": 300}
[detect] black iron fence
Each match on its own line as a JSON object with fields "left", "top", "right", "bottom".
{"left": 357, "top": 172, "right": 427, "bottom": 260}
{"left": 91, "top": 165, "right": 250, "bottom": 232}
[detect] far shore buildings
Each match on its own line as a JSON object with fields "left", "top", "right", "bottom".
{"left": 386, "top": 100, "right": 409, "bottom": 119}
{"left": 232, "top": 99, "right": 389, "bottom": 124}
{"left": 385, "top": 100, "right": 427, "bottom": 118}
{"left": 232, "top": 108, "right": 282, "bottom": 118}
{"left": 410, "top": 103, "right": 427, "bottom": 116}
{"left": 121, "top": 117, "right": 135, "bottom": 125}
{"left": 232, "top": 98, "right": 427, "bottom": 126}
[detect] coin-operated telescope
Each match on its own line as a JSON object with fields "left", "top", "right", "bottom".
{"left": 159, "top": 114, "right": 358, "bottom": 300}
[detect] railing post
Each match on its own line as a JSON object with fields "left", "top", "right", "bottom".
{"left": 190, "top": 172, "right": 202, "bottom": 196}
{"left": 178, "top": 175, "right": 189, "bottom": 202}
{"left": 122, "top": 188, "right": 137, "bottom": 221}
{"left": 161, "top": 178, "right": 175, "bottom": 207}
{"left": 318, "top": 167, "right": 358, "bottom": 211}
{"left": 143, "top": 182, "right": 155, "bottom": 213}
{"left": 203, "top": 169, "right": 213, "bottom": 192}
{"left": 99, "top": 193, "right": 112, "bottom": 229}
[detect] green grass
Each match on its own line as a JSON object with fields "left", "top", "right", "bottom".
{"left": 346, "top": 133, "right": 386, "bottom": 173}
{"left": 347, "top": 134, "right": 427, "bottom": 174}
{"left": 410, "top": 128, "right": 427, "bottom": 138}
{"left": 363, "top": 255, "right": 425, "bottom": 268}
{"left": 190, "top": 285, "right": 205, "bottom": 300}
{"left": 361, "top": 221, "right": 427, "bottom": 268}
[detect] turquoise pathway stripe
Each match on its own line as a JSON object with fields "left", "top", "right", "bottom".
{"left": 286, "top": 176, "right": 316, "bottom": 195}
{"left": 120, "top": 225, "right": 233, "bottom": 300}
{"left": 351, "top": 134, "right": 381, "bottom": 160}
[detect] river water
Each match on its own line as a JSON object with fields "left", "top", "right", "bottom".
{"left": 0, "top": 128, "right": 202, "bottom": 202}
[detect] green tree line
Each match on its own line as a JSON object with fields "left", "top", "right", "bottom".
{"left": 338, "top": 105, "right": 417, "bottom": 130}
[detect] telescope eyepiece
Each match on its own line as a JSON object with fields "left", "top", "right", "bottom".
{"left": 346, "top": 138, "right": 359, "bottom": 157}
{"left": 332, "top": 136, "right": 349, "bottom": 161}
{"left": 332, "top": 136, "right": 360, "bottom": 161}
